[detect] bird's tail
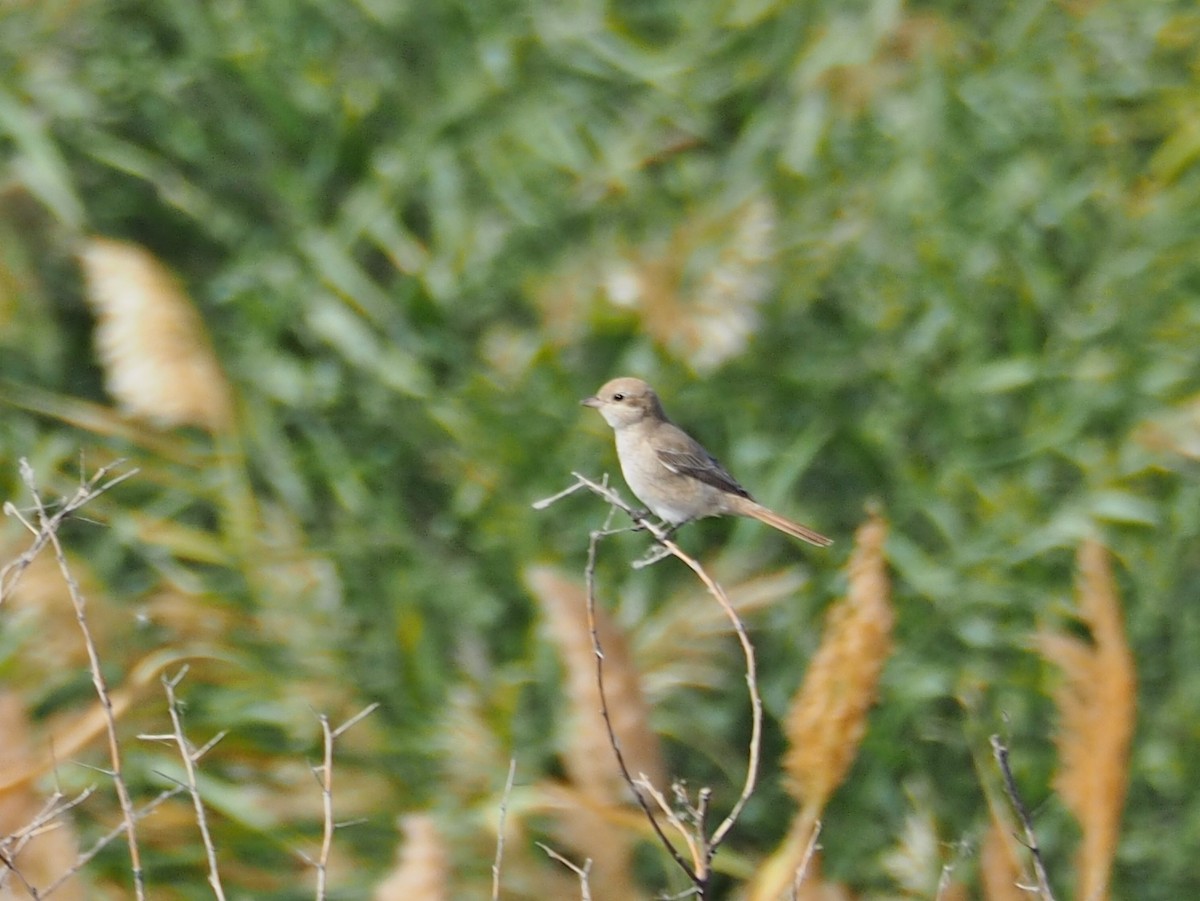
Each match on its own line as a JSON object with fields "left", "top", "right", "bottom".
{"left": 736, "top": 499, "right": 833, "bottom": 547}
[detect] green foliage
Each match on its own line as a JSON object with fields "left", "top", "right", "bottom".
{"left": 2, "top": 0, "right": 1199, "bottom": 897}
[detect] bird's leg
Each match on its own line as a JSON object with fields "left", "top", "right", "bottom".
{"left": 660, "top": 517, "right": 694, "bottom": 540}
{"left": 629, "top": 507, "right": 654, "bottom": 530}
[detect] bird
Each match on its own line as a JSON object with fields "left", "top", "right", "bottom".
{"left": 582, "top": 377, "right": 832, "bottom": 547}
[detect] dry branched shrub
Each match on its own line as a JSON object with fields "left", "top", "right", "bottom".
{"left": 980, "top": 818, "right": 1027, "bottom": 901}
{"left": 1038, "top": 539, "right": 1136, "bottom": 901}
{"left": 79, "top": 237, "right": 233, "bottom": 431}
{"left": 0, "top": 693, "right": 84, "bottom": 901}
{"left": 784, "top": 511, "right": 893, "bottom": 815}
{"left": 748, "top": 512, "right": 893, "bottom": 901}
{"left": 372, "top": 814, "right": 449, "bottom": 901}
{"left": 525, "top": 565, "right": 666, "bottom": 802}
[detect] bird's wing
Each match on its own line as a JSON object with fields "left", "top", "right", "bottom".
{"left": 655, "top": 427, "right": 752, "bottom": 499}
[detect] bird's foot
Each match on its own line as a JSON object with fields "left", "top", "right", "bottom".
{"left": 629, "top": 508, "right": 654, "bottom": 530}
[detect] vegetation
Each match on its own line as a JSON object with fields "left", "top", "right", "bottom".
{"left": 1, "top": 0, "right": 1198, "bottom": 897}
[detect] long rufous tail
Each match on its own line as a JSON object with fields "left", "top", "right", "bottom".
{"left": 733, "top": 498, "right": 833, "bottom": 547}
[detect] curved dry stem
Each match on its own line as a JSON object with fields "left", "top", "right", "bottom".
{"left": 664, "top": 539, "right": 760, "bottom": 858}
{"left": 535, "top": 473, "right": 764, "bottom": 894}
{"left": 584, "top": 521, "right": 699, "bottom": 883}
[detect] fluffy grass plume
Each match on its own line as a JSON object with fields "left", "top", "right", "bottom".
{"left": 525, "top": 565, "right": 663, "bottom": 898}
{"left": 1038, "top": 539, "right": 1136, "bottom": 901}
{"left": 371, "top": 815, "right": 449, "bottom": 901}
{"left": 783, "top": 510, "right": 894, "bottom": 816}
{"left": 525, "top": 565, "right": 666, "bottom": 803}
{"left": 79, "top": 238, "right": 233, "bottom": 431}
{"left": 749, "top": 512, "right": 893, "bottom": 901}
{"left": 980, "top": 818, "right": 1027, "bottom": 901}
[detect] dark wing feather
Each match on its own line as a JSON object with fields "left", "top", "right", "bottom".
{"left": 657, "top": 443, "right": 752, "bottom": 499}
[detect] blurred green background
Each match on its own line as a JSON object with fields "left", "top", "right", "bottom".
{"left": 1, "top": 0, "right": 1198, "bottom": 898}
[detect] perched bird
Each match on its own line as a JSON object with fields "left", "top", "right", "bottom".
{"left": 582, "top": 377, "right": 832, "bottom": 547}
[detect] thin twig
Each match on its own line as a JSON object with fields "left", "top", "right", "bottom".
{"left": 790, "top": 819, "right": 822, "bottom": 901}
{"left": 531, "top": 479, "right": 591, "bottom": 511}
{"left": 991, "top": 735, "right": 1057, "bottom": 901}
{"left": 934, "top": 836, "right": 970, "bottom": 901}
{"left": 536, "top": 843, "right": 592, "bottom": 901}
{"left": 0, "top": 789, "right": 95, "bottom": 895}
{"left": 41, "top": 787, "right": 185, "bottom": 899}
{"left": 314, "top": 715, "right": 335, "bottom": 901}
{"left": 0, "top": 458, "right": 137, "bottom": 605}
{"left": 491, "top": 757, "right": 517, "bottom": 901}
{"left": 636, "top": 776, "right": 701, "bottom": 867}
{"left": 16, "top": 460, "right": 145, "bottom": 899}
{"left": 160, "top": 667, "right": 228, "bottom": 900}
{"left": 312, "top": 704, "right": 380, "bottom": 900}
{"left": 0, "top": 849, "right": 39, "bottom": 898}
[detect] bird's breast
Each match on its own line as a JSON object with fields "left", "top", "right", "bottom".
{"left": 615, "top": 427, "right": 705, "bottom": 524}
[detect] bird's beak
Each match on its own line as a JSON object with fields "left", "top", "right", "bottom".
{"left": 581, "top": 396, "right": 602, "bottom": 408}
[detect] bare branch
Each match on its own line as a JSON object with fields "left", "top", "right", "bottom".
{"left": 991, "top": 735, "right": 1057, "bottom": 901}
{"left": 790, "top": 819, "right": 822, "bottom": 901}
{"left": 158, "top": 667, "right": 228, "bottom": 900}
{"left": 536, "top": 843, "right": 592, "bottom": 901}
{"left": 40, "top": 788, "right": 184, "bottom": 899}
{"left": 0, "top": 458, "right": 137, "bottom": 606}
{"left": 0, "top": 789, "right": 95, "bottom": 896}
{"left": 312, "top": 704, "right": 379, "bottom": 900}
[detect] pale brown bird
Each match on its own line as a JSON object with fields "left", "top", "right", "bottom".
{"left": 582, "top": 377, "right": 832, "bottom": 547}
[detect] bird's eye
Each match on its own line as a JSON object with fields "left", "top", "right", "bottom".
{"left": 612, "top": 393, "right": 625, "bottom": 401}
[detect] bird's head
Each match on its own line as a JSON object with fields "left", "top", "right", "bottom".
{"left": 581, "top": 377, "right": 666, "bottom": 430}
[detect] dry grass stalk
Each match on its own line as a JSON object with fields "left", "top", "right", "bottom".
{"left": 783, "top": 511, "right": 893, "bottom": 816}
{"left": 525, "top": 565, "right": 666, "bottom": 803}
{"left": 79, "top": 237, "right": 233, "bottom": 431}
{"left": 372, "top": 815, "right": 449, "bottom": 901}
{"left": 1038, "top": 540, "right": 1136, "bottom": 901}
{"left": 980, "top": 818, "right": 1028, "bottom": 901}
